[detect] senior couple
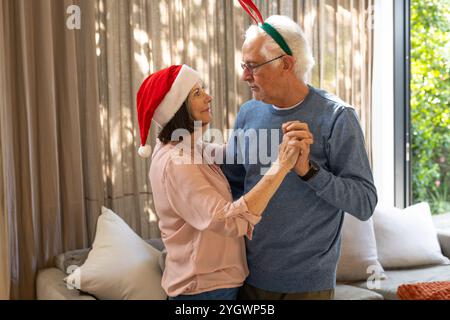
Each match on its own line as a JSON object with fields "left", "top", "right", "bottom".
{"left": 136, "top": 15, "right": 377, "bottom": 300}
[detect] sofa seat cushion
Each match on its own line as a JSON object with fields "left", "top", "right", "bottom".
{"left": 334, "top": 284, "right": 384, "bottom": 300}
{"left": 36, "top": 268, "right": 95, "bottom": 300}
{"left": 353, "top": 264, "right": 450, "bottom": 300}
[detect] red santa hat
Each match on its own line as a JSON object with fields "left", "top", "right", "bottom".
{"left": 136, "top": 64, "right": 201, "bottom": 158}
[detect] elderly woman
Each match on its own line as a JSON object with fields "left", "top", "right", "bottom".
{"left": 136, "top": 65, "right": 300, "bottom": 300}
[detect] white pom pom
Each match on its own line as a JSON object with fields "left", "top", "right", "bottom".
{"left": 138, "top": 145, "right": 152, "bottom": 158}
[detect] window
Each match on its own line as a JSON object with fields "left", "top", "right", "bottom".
{"left": 410, "top": 0, "right": 450, "bottom": 216}
{"left": 394, "top": 0, "right": 411, "bottom": 208}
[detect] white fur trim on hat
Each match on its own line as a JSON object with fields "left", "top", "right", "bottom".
{"left": 138, "top": 145, "right": 152, "bottom": 158}
{"left": 153, "top": 65, "right": 201, "bottom": 127}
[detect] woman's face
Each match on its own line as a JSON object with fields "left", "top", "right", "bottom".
{"left": 187, "top": 81, "right": 212, "bottom": 126}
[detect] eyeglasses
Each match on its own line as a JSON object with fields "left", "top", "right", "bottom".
{"left": 240, "top": 54, "right": 286, "bottom": 75}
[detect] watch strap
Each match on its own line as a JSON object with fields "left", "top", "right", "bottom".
{"left": 300, "top": 160, "right": 319, "bottom": 181}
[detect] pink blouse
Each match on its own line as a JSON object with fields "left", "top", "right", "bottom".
{"left": 149, "top": 140, "right": 261, "bottom": 297}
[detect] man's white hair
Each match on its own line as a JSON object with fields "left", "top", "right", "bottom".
{"left": 244, "top": 15, "right": 315, "bottom": 81}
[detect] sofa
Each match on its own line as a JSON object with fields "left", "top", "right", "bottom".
{"left": 36, "top": 230, "right": 450, "bottom": 300}
{"left": 334, "top": 228, "right": 450, "bottom": 300}
{"left": 36, "top": 238, "right": 165, "bottom": 300}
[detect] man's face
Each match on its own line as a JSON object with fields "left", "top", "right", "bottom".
{"left": 241, "top": 36, "right": 283, "bottom": 104}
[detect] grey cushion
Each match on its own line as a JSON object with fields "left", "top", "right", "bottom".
{"left": 158, "top": 249, "right": 167, "bottom": 272}
{"left": 55, "top": 248, "right": 90, "bottom": 274}
{"left": 353, "top": 264, "right": 450, "bottom": 300}
{"left": 438, "top": 229, "right": 450, "bottom": 259}
{"left": 147, "top": 238, "right": 165, "bottom": 252}
{"left": 36, "top": 268, "right": 95, "bottom": 300}
{"left": 334, "top": 284, "right": 384, "bottom": 300}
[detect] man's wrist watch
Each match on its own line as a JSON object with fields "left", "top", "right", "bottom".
{"left": 299, "top": 160, "right": 320, "bottom": 181}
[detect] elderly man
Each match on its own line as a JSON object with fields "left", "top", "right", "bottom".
{"left": 221, "top": 15, "right": 378, "bottom": 300}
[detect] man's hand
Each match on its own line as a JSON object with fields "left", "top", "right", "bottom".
{"left": 282, "top": 121, "right": 314, "bottom": 177}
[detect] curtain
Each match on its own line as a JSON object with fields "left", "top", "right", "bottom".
{"left": 0, "top": 0, "right": 96, "bottom": 299}
{"left": 93, "top": 0, "right": 372, "bottom": 281}
{"left": 97, "top": 0, "right": 373, "bottom": 179}
{"left": 0, "top": 84, "right": 7, "bottom": 300}
{"left": 299, "top": 0, "right": 373, "bottom": 161}
{"left": 0, "top": 0, "right": 373, "bottom": 299}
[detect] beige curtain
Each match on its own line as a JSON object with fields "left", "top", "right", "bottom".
{"left": 0, "top": 0, "right": 95, "bottom": 299}
{"left": 104, "top": 0, "right": 372, "bottom": 153}
{"left": 97, "top": 0, "right": 373, "bottom": 165}
{"left": 0, "top": 0, "right": 373, "bottom": 299}
{"left": 0, "top": 75, "right": 7, "bottom": 300}
{"left": 299, "top": 0, "right": 373, "bottom": 161}
{"left": 252, "top": 0, "right": 374, "bottom": 158}
{"left": 0, "top": 0, "right": 7, "bottom": 299}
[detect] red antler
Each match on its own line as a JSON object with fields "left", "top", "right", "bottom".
{"left": 238, "top": 0, "right": 264, "bottom": 24}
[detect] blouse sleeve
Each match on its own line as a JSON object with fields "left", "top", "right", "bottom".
{"left": 163, "top": 159, "right": 260, "bottom": 239}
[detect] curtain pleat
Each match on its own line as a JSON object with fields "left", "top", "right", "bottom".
{"left": 0, "top": 0, "right": 9, "bottom": 300}
{"left": 0, "top": 0, "right": 11, "bottom": 301}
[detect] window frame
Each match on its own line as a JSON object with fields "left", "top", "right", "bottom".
{"left": 393, "top": 0, "right": 412, "bottom": 208}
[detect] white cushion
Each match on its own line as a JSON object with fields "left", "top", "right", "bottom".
{"left": 337, "top": 214, "right": 386, "bottom": 281}
{"left": 64, "top": 207, "right": 166, "bottom": 300}
{"left": 373, "top": 202, "right": 450, "bottom": 269}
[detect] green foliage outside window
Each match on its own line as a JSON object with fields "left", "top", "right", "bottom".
{"left": 411, "top": 0, "right": 450, "bottom": 214}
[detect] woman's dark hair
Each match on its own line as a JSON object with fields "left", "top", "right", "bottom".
{"left": 158, "top": 101, "right": 195, "bottom": 144}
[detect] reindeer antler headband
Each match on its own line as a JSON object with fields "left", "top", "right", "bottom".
{"left": 238, "top": 0, "right": 293, "bottom": 56}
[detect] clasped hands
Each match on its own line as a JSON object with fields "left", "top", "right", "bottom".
{"left": 277, "top": 121, "right": 314, "bottom": 176}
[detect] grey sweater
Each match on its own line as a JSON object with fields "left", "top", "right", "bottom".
{"left": 221, "top": 85, "right": 377, "bottom": 293}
